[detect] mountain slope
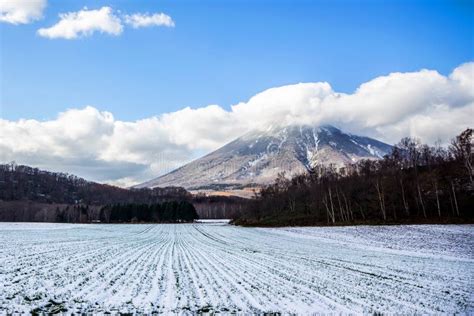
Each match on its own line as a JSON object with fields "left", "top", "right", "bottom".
{"left": 137, "top": 125, "right": 392, "bottom": 190}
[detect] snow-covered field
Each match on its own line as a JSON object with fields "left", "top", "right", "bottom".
{"left": 0, "top": 223, "right": 472, "bottom": 314}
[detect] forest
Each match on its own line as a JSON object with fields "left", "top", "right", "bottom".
{"left": 54, "top": 201, "right": 199, "bottom": 223}
{"left": 234, "top": 128, "right": 474, "bottom": 226}
{"left": 106, "top": 201, "right": 198, "bottom": 223}
{"left": 0, "top": 164, "right": 198, "bottom": 222}
{"left": 0, "top": 164, "right": 190, "bottom": 205}
{"left": 0, "top": 163, "right": 233, "bottom": 222}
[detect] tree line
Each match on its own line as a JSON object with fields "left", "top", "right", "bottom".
{"left": 103, "top": 201, "right": 199, "bottom": 223}
{"left": 192, "top": 194, "right": 248, "bottom": 219}
{"left": 0, "top": 163, "right": 231, "bottom": 222}
{"left": 234, "top": 128, "right": 473, "bottom": 226}
{"left": 0, "top": 164, "right": 190, "bottom": 205}
{"left": 27, "top": 201, "right": 199, "bottom": 223}
{"left": 0, "top": 164, "right": 199, "bottom": 222}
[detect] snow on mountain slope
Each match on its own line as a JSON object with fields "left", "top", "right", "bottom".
{"left": 136, "top": 124, "right": 392, "bottom": 190}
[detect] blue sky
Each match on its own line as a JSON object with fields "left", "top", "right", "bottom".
{"left": 1, "top": 0, "right": 473, "bottom": 121}
{"left": 1, "top": 0, "right": 473, "bottom": 185}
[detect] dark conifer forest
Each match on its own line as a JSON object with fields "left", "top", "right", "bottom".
{"left": 234, "top": 128, "right": 473, "bottom": 226}
{"left": 104, "top": 201, "right": 199, "bottom": 223}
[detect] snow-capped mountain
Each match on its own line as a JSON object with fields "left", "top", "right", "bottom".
{"left": 137, "top": 125, "right": 392, "bottom": 190}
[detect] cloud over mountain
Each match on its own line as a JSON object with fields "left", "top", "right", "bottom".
{"left": 1, "top": 62, "right": 472, "bottom": 186}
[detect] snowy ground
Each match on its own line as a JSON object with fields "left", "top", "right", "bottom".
{"left": 0, "top": 223, "right": 472, "bottom": 314}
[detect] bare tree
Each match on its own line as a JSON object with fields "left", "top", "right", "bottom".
{"left": 450, "top": 128, "right": 473, "bottom": 186}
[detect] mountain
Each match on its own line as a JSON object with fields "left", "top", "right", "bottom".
{"left": 137, "top": 124, "right": 392, "bottom": 190}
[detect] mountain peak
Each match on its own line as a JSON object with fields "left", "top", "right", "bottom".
{"left": 136, "top": 124, "right": 392, "bottom": 191}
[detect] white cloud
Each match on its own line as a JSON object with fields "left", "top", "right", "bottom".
{"left": 124, "top": 12, "right": 174, "bottom": 28}
{"left": 35, "top": 6, "right": 175, "bottom": 39}
{"left": 37, "top": 6, "right": 123, "bottom": 39}
{"left": 229, "top": 62, "right": 474, "bottom": 145}
{"left": 1, "top": 62, "right": 473, "bottom": 186}
{"left": 0, "top": 0, "right": 46, "bottom": 24}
